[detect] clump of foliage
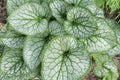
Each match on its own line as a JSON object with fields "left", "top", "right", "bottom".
{"left": 95, "top": 0, "right": 120, "bottom": 23}
{"left": 95, "top": 0, "right": 120, "bottom": 12}
{"left": 0, "top": 0, "right": 120, "bottom": 80}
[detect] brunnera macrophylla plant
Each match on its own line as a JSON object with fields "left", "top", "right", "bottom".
{"left": 0, "top": 0, "right": 120, "bottom": 80}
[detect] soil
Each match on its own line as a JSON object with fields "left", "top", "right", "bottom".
{"left": 0, "top": 0, "right": 7, "bottom": 24}
{"left": 0, "top": 0, "right": 120, "bottom": 80}
{"left": 104, "top": 6, "right": 120, "bottom": 24}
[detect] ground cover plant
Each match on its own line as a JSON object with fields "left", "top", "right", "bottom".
{"left": 0, "top": 0, "right": 120, "bottom": 80}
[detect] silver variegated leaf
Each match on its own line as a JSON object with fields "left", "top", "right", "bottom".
{"left": 48, "top": 21, "right": 65, "bottom": 36}
{"left": 41, "top": 36, "right": 91, "bottom": 80}
{"left": 64, "top": 7, "right": 97, "bottom": 38}
{"left": 93, "top": 53, "right": 119, "bottom": 80}
{"left": 7, "top": 0, "right": 30, "bottom": 14}
{"left": 0, "top": 49, "right": 37, "bottom": 80}
{"left": 23, "top": 36, "right": 45, "bottom": 70}
{"left": 81, "top": 18, "right": 117, "bottom": 53}
{"left": 7, "top": 0, "right": 43, "bottom": 14}
{"left": 8, "top": 3, "right": 48, "bottom": 35}
{"left": 23, "top": 21, "right": 65, "bottom": 71}
{"left": 50, "top": 1, "right": 70, "bottom": 23}
{"left": 64, "top": 0, "right": 82, "bottom": 5}
{"left": 0, "top": 24, "right": 24, "bottom": 48}
{"left": 106, "top": 19, "right": 120, "bottom": 56}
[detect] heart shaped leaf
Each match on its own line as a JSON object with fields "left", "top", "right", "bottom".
{"left": 41, "top": 36, "right": 91, "bottom": 80}
{"left": 23, "top": 21, "right": 65, "bottom": 71}
{"left": 80, "top": 0, "right": 104, "bottom": 18}
{"left": 0, "top": 24, "right": 24, "bottom": 48}
{"left": 7, "top": 0, "right": 43, "bottom": 14}
{"left": 81, "top": 18, "right": 117, "bottom": 53}
{"left": 48, "top": 21, "right": 65, "bottom": 36}
{"left": 0, "top": 49, "right": 37, "bottom": 80}
{"left": 23, "top": 36, "right": 45, "bottom": 71}
{"left": 7, "top": 0, "right": 30, "bottom": 14}
{"left": 64, "top": 7, "right": 97, "bottom": 38}
{"left": 41, "top": 2, "right": 52, "bottom": 19}
{"left": 50, "top": 1, "right": 70, "bottom": 23}
{"left": 105, "top": 19, "right": 120, "bottom": 56}
{"left": 93, "top": 53, "right": 119, "bottom": 80}
{"left": 8, "top": 3, "right": 48, "bottom": 35}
